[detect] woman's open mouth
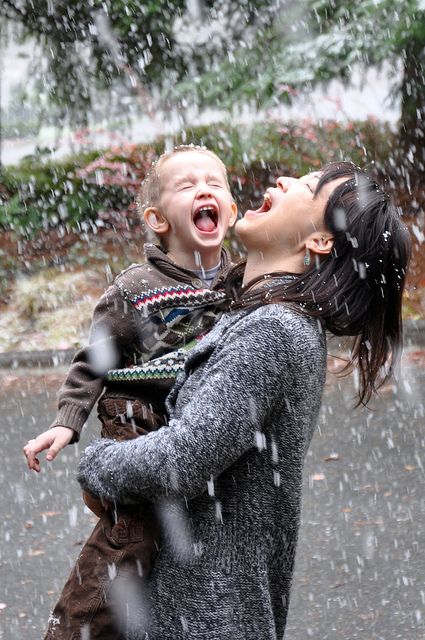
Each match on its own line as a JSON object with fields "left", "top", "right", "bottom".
{"left": 193, "top": 206, "right": 219, "bottom": 233}
{"left": 248, "top": 192, "right": 272, "bottom": 215}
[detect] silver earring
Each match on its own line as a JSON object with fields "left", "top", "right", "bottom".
{"left": 304, "top": 247, "right": 311, "bottom": 266}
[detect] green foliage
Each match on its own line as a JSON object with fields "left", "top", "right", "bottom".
{"left": 173, "top": 118, "right": 395, "bottom": 172}
{"left": 0, "top": 151, "right": 132, "bottom": 235}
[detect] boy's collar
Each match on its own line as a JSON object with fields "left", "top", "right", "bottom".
{"left": 144, "top": 243, "right": 232, "bottom": 272}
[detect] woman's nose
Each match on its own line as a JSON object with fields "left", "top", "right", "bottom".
{"left": 276, "top": 177, "right": 291, "bottom": 191}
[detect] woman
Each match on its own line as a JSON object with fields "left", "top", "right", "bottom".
{"left": 77, "top": 162, "right": 411, "bottom": 639}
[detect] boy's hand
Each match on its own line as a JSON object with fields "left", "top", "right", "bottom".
{"left": 23, "top": 426, "right": 74, "bottom": 472}
{"left": 82, "top": 490, "right": 109, "bottom": 517}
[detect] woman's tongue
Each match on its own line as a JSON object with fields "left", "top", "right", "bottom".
{"left": 195, "top": 211, "right": 216, "bottom": 232}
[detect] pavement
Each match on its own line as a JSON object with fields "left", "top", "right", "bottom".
{"left": 0, "top": 346, "right": 424, "bottom": 639}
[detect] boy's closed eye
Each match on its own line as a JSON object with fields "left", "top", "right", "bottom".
{"left": 206, "top": 174, "right": 226, "bottom": 187}
{"left": 177, "top": 183, "right": 194, "bottom": 191}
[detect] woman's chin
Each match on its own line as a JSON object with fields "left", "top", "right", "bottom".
{"left": 234, "top": 218, "right": 250, "bottom": 243}
{"left": 234, "top": 226, "right": 248, "bottom": 251}
{"left": 236, "top": 217, "right": 266, "bottom": 242}
{"left": 235, "top": 216, "right": 252, "bottom": 235}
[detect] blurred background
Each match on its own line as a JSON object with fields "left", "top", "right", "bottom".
{"left": 0, "top": 0, "right": 424, "bottom": 354}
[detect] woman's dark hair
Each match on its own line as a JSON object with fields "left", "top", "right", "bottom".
{"left": 228, "top": 161, "right": 412, "bottom": 405}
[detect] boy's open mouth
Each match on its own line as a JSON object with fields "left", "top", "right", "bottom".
{"left": 193, "top": 206, "right": 219, "bottom": 232}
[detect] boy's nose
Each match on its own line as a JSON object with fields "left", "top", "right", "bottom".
{"left": 196, "top": 184, "right": 213, "bottom": 198}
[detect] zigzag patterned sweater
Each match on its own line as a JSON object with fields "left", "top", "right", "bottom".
{"left": 77, "top": 303, "right": 327, "bottom": 639}
{"left": 50, "top": 243, "right": 231, "bottom": 440}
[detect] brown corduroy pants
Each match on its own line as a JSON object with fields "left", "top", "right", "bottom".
{"left": 44, "top": 396, "right": 163, "bottom": 640}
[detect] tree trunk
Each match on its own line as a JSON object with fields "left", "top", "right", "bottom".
{"left": 398, "top": 41, "right": 425, "bottom": 192}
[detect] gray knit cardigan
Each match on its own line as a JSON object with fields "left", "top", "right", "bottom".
{"left": 77, "top": 303, "right": 327, "bottom": 640}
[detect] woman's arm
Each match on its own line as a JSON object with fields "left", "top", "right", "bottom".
{"left": 77, "top": 310, "right": 305, "bottom": 503}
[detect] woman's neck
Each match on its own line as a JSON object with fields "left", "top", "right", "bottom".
{"left": 242, "top": 252, "right": 304, "bottom": 285}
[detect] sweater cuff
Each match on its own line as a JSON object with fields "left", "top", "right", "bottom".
{"left": 50, "top": 404, "right": 89, "bottom": 442}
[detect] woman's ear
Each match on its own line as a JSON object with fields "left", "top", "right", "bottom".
{"left": 306, "top": 234, "right": 334, "bottom": 256}
{"left": 143, "top": 207, "right": 169, "bottom": 236}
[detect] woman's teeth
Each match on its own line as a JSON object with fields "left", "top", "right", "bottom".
{"left": 245, "top": 192, "right": 272, "bottom": 217}
{"left": 258, "top": 192, "right": 272, "bottom": 213}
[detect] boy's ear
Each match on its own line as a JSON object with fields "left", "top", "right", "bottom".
{"left": 143, "top": 207, "right": 169, "bottom": 236}
{"left": 228, "top": 202, "right": 238, "bottom": 228}
{"left": 306, "top": 234, "right": 334, "bottom": 256}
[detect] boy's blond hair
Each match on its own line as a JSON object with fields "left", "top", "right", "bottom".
{"left": 136, "top": 145, "right": 231, "bottom": 217}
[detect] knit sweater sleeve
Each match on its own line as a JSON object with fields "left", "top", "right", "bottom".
{"left": 50, "top": 284, "right": 138, "bottom": 439}
{"left": 77, "top": 308, "right": 310, "bottom": 502}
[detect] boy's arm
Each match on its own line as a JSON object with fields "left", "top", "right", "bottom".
{"left": 23, "top": 283, "right": 139, "bottom": 471}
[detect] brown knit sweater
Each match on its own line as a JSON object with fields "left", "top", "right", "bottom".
{"left": 50, "top": 243, "right": 232, "bottom": 440}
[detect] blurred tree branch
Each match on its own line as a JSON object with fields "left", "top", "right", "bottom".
{"left": 0, "top": 0, "right": 273, "bottom": 128}
{"left": 176, "top": 0, "right": 425, "bottom": 188}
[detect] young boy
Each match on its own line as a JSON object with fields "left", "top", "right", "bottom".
{"left": 23, "top": 145, "right": 237, "bottom": 640}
